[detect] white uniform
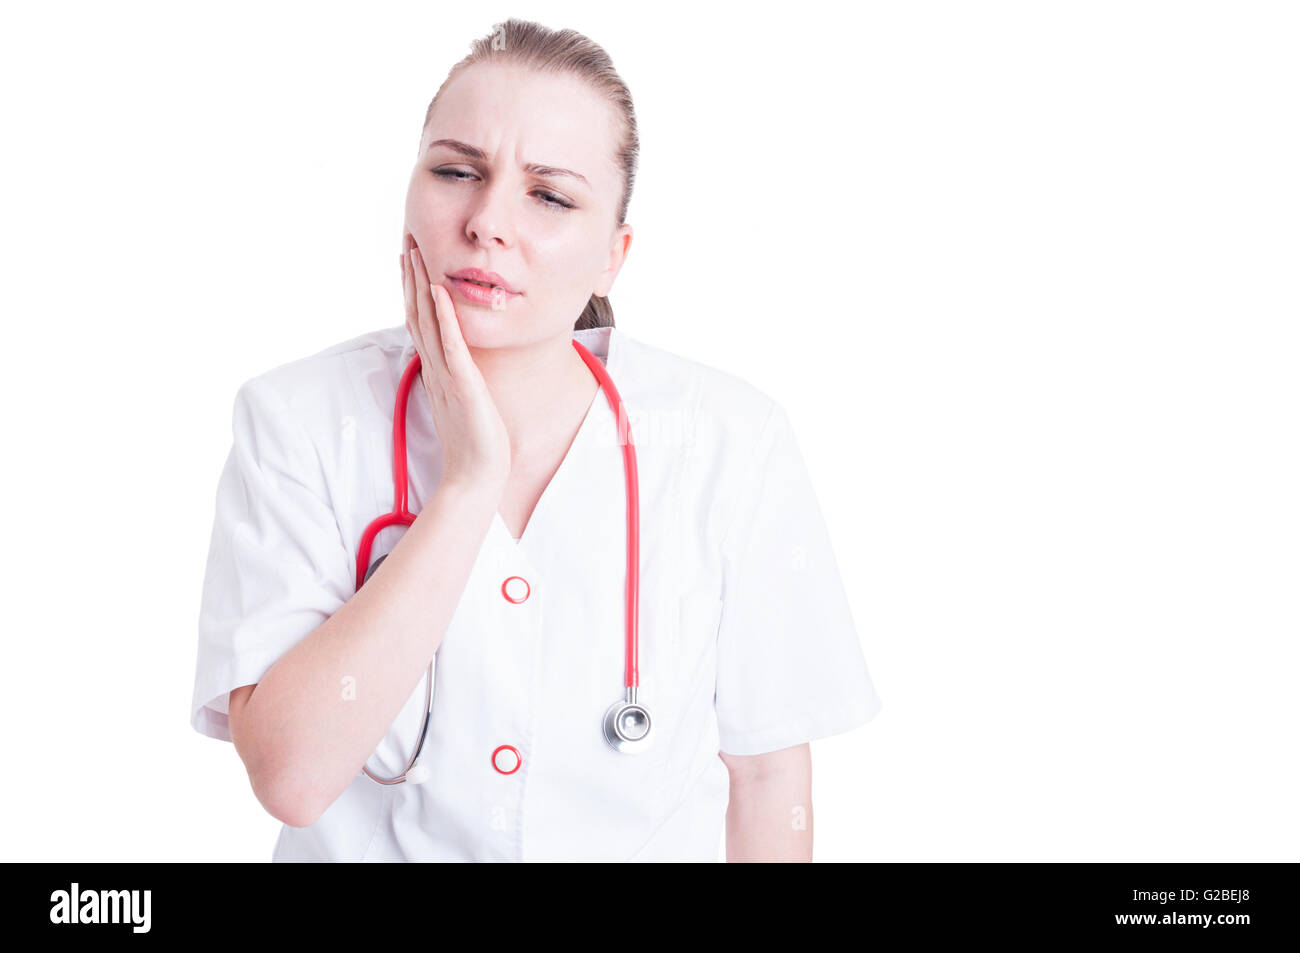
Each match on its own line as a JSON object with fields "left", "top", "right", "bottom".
{"left": 191, "top": 324, "right": 882, "bottom": 861}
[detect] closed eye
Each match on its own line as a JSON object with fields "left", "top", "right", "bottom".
{"left": 431, "top": 168, "right": 576, "bottom": 211}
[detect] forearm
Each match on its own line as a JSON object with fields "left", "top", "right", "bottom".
{"left": 234, "top": 479, "right": 502, "bottom": 826}
{"left": 723, "top": 746, "right": 813, "bottom": 862}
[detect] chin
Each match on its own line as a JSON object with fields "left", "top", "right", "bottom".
{"left": 454, "top": 309, "right": 519, "bottom": 349}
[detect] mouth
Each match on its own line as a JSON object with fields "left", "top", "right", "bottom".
{"left": 445, "top": 274, "right": 523, "bottom": 308}
{"left": 446, "top": 268, "right": 520, "bottom": 295}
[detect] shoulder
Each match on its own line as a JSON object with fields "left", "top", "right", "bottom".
{"left": 234, "top": 325, "right": 409, "bottom": 427}
{"left": 610, "top": 327, "right": 779, "bottom": 440}
{"left": 611, "top": 327, "right": 780, "bottom": 426}
{"left": 609, "top": 328, "right": 789, "bottom": 552}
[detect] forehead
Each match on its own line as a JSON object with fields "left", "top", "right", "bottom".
{"left": 424, "top": 64, "right": 621, "bottom": 190}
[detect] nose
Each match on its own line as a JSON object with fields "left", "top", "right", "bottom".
{"left": 465, "top": 179, "right": 517, "bottom": 249}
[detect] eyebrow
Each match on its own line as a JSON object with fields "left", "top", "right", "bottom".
{"left": 425, "top": 138, "right": 591, "bottom": 188}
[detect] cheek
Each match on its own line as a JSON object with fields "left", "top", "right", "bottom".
{"left": 404, "top": 179, "right": 460, "bottom": 240}
{"left": 530, "top": 227, "right": 605, "bottom": 290}
{"left": 408, "top": 187, "right": 454, "bottom": 236}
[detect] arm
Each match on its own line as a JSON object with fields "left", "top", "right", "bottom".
{"left": 718, "top": 743, "right": 813, "bottom": 862}
{"left": 228, "top": 477, "right": 503, "bottom": 828}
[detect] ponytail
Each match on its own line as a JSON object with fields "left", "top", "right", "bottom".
{"left": 575, "top": 294, "right": 615, "bottom": 330}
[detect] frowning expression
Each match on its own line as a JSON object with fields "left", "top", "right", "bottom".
{"left": 405, "top": 63, "right": 633, "bottom": 349}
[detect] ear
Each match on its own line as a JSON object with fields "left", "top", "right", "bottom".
{"left": 593, "top": 223, "right": 634, "bottom": 297}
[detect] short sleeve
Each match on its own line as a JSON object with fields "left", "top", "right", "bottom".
{"left": 714, "top": 401, "right": 883, "bottom": 756}
{"left": 191, "top": 375, "right": 355, "bottom": 742}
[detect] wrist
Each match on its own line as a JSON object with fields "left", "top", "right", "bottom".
{"left": 436, "top": 474, "right": 507, "bottom": 506}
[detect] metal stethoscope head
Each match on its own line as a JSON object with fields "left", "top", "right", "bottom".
{"left": 602, "top": 688, "right": 654, "bottom": 754}
{"left": 356, "top": 337, "right": 650, "bottom": 784}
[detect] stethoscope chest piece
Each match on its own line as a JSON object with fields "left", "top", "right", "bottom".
{"left": 602, "top": 693, "right": 653, "bottom": 753}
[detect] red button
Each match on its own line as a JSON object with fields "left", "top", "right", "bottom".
{"left": 492, "top": 744, "right": 522, "bottom": 775}
{"left": 501, "top": 576, "right": 530, "bottom": 604}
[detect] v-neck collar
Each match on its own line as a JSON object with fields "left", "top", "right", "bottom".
{"left": 486, "top": 325, "right": 621, "bottom": 550}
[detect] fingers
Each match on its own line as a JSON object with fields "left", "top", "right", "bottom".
{"left": 401, "top": 233, "right": 432, "bottom": 385}
{"left": 410, "top": 243, "right": 471, "bottom": 378}
{"left": 402, "top": 236, "right": 447, "bottom": 394}
{"left": 429, "top": 282, "right": 471, "bottom": 373}
{"left": 409, "top": 245, "right": 440, "bottom": 350}
{"left": 401, "top": 233, "right": 417, "bottom": 330}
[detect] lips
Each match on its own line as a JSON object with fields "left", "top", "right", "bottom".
{"left": 446, "top": 267, "right": 519, "bottom": 294}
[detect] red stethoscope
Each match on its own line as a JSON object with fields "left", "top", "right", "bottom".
{"left": 356, "top": 338, "right": 650, "bottom": 785}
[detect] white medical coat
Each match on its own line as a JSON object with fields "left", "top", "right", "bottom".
{"left": 191, "top": 324, "right": 882, "bottom": 861}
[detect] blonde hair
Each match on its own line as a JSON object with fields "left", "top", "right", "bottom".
{"left": 422, "top": 18, "right": 639, "bottom": 331}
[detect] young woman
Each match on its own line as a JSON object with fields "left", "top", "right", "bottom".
{"left": 191, "top": 18, "right": 882, "bottom": 862}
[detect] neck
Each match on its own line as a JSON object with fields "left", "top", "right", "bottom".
{"left": 467, "top": 331, "right": 600, "bottom": 460}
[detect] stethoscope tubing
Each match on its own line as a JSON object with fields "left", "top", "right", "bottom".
{"left": 353, "top": 354, "right": 422, "bottom": 591}
{"left": 571, "top": 340, "right": 640, "bottom": 690}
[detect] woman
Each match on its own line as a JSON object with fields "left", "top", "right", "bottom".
{"left": 191, "top": 18, "right": 882, "bottom": 862}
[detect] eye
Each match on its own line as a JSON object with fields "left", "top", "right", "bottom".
{"left": 432, "top": 168, "right": 576, "bottom": 211}
{"left": 534, "top": 190, "right": 576, "bottom": 211}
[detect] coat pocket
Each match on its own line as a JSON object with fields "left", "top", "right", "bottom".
{"left": 670, "top": 587, "right": 724, "bottom": 709}
{"left": 675, "top": 588, "right": 724, "bottom": 649}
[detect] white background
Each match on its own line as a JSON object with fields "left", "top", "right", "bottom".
{"left": 1, "top": 0, "right": 1296, "bottom": 862}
